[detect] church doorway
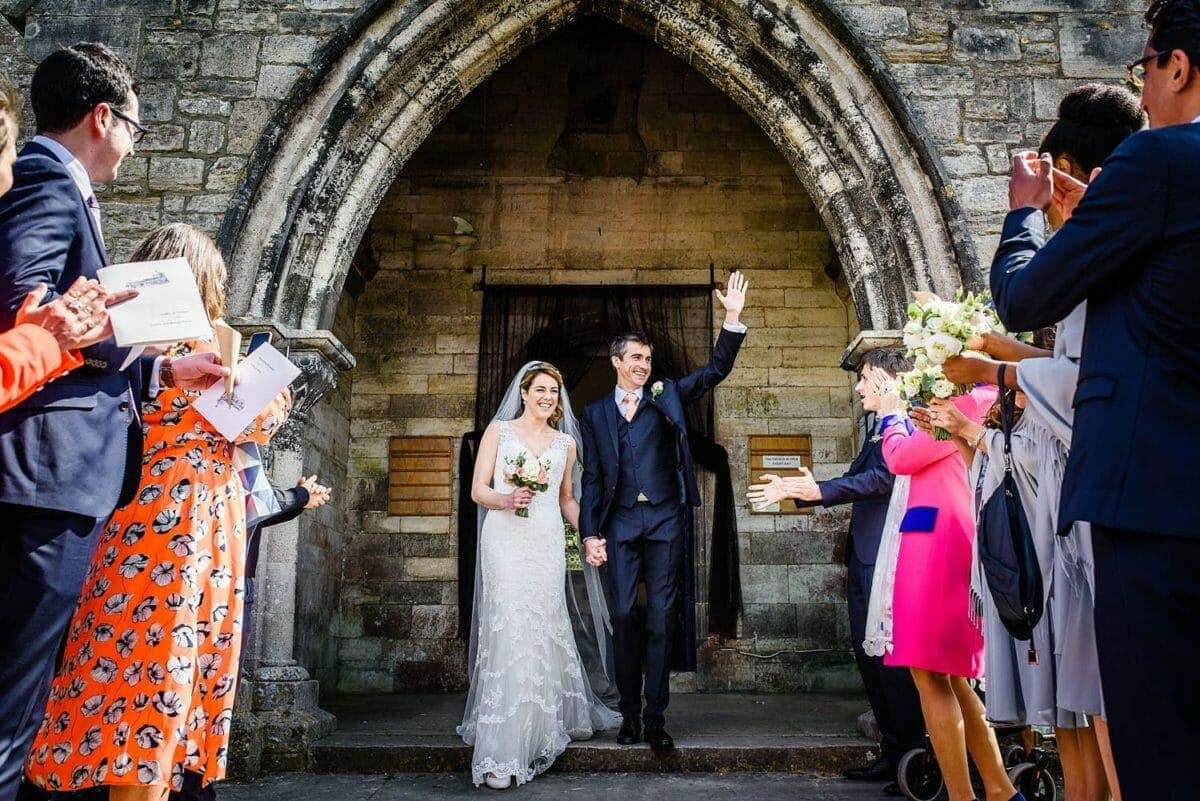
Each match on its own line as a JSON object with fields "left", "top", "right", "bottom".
{"left": 457, "top": 283, "right": 742, "bottom": 676}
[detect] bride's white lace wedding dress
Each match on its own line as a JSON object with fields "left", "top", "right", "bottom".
{"left": 458, "top": 420, "right": 620, "bottom": 786}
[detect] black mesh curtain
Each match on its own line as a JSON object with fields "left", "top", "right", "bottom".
{"left": 458, "top": 285, "right": 743, "bottom": 670}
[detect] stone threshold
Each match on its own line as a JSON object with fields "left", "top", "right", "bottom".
{"left": 311, "top": 693, "right": 877, "bottom": 775}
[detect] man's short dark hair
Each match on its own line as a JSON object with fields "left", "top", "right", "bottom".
{"left": 858, "top": 347, "right": 911, "bottom": 378}
{"left": 1146, "top": 0, "right": 1200, "bottom": 73}
{"left": 610, "top": 332, "right": 653, "bottom": 360}
{"left": 1039, "top": 83, "right": 1144, "bottom": 175}
{"left": 31, "top": 42, "right": 139, "bottom": 134}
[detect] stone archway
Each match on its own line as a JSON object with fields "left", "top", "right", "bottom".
{"left": 220, "top": 0, "right": 977, "bottom": 336}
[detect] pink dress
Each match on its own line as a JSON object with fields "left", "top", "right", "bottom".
{"left": 882, "top": 387, "right": 996, "bottom": 678}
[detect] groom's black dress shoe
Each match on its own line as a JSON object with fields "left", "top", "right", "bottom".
{"left": 844, "top": 757, "right": 893, "bottom": 781}
{"left": 644, "top": 723, "right": 675, "bottom": 752}
{"left": 882, "top": 781, "right": 904, "bottom": 797}
{"left": 616, "top": 717, "right": 641, "bottom": 745}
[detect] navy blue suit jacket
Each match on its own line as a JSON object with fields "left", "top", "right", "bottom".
{"left": 990, "top": 124, "right": 1200, "bottom": 538}
{"left": 796, "top": 418, "right": 893, "bottom": 566}
{"left": 0, "top": 140, "right": 148, "bottom": 517}
{"left": 578, "top": 326, "right": 745, "bottom": 540}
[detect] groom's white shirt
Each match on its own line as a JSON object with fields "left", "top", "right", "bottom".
{"left": 612, "top": 321, "right": 747, "bottom": 412}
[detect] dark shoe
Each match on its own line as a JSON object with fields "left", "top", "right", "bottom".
{"left": 616, "top": 716, "right": 641, "bottom": 745}
{"left": 844, "top": 757, "right": 893, "bottom": 781}
{"left": 882, "top": 781, "right": 904, "bottom": 797}
{"left": 644, "top": 723, "right": 675, "bottom": 752}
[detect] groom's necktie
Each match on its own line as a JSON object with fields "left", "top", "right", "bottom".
{"left": 622, "top": 392, "right": 638, "bottom": 422}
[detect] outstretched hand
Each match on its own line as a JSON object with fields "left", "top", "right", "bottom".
{"left": 715, "top": 271, "right": 749, "bottom": 325}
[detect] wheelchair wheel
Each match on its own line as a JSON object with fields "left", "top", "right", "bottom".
{"left": 898, "top": 747, "right": 946, "bottom": 801}
{"left": 1008, "top": 761, "right": 1057, "bottom": 801}
{"left": 1001, "top": 743, "right": 1026, "bottom": 769}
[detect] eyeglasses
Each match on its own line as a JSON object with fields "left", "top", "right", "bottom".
{"left": 110, "top": 107, "right": 147, "bottom": 145}
{"left": 1127, "top": 51, "right": 1167, "bottom": 88}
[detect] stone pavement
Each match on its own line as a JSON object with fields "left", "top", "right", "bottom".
{"left": 220, "top": 772, "right": 888, "bottom": 801}
{"left": 309, "top": 693, "right": 879, "bottom": 774}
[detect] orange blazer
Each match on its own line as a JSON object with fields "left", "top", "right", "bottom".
{"left": 0, "top": 323, "right": 83, "bottom": 413}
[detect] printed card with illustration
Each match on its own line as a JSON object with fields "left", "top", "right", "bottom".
{"left": 96, "top": 257, "right": 212, "bottom": 347}
{"left": 193, "top": 342, "right": 300, "bottom": 441}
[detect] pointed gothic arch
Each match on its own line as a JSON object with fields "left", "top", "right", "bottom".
{"left": 219, "top": 0, "right": 976, "bottom": 334}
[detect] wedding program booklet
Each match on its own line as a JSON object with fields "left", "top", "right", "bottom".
{"left": 97, "top": 258, "right": 212, "bottom": 347}
{"left": 193, "top": 342, "right": 300, "bottom": 441}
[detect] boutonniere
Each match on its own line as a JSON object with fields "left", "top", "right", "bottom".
{"left": 870, "top": 433, "right": 882, "bottom": 443}
{"left": 650, "top": 381, "right": 664, "bottom": 400}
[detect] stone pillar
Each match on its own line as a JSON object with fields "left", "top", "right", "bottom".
{"left": 230, "top": 321, "right": 355, "bottom": 776}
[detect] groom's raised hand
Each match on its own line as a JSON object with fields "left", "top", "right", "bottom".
{"left": 583, "top": 537, "right": 608, "bottom": 567}
{"left": 715, "top": 271, "right": 749, "bottom": 327}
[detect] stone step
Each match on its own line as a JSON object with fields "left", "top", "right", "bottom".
{"left": 311, "top": 693, "right": 878, "bottom": 775}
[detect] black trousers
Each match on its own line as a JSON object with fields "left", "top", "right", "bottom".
{"left": 604, "top": 500, "right": 685, "bottom": 725}
{"left": 847, "top": 554, "right": 925, "bottom": 767}
{"left": 1093, "top": 525, "right": 1200, "bottom": 801}
{"left": 0, "top": 505, "right": 104, "bottom": 801}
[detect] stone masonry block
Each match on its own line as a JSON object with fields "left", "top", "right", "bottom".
{"left": 953, "top": 27, "right": 1022, "bottom": 62}
{"left": 1059, "top": 15, "right": 1144, "bottom": 78}
{"left": 148, "top": 157, "right": 205, "bottom": 191}
{"left": 201, "top": 34, "right": 261, "bottom": 79}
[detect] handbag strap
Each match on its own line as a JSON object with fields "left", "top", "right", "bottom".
{"left": 996, "top": 364, "right": 1016, "bottom": 473}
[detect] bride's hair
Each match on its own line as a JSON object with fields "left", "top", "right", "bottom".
{"left": 519, "top": 362, "right": 565, "bottom": 426}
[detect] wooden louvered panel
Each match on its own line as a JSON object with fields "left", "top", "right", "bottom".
{"left": 387, "top": 436, "right": 453, "bottom": 517}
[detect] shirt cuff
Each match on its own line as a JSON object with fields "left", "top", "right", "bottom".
{"left": 148, "top": 355, "right": 166, "bottom": 398}
{"left": 722, "top": 321, "right": 748, "bottom": 334}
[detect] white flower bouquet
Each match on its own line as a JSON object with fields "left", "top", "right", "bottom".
{"left": 897, "top": 290, "right": 1001, "bottom": 440}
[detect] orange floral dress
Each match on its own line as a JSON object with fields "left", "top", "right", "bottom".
{"left": 24, "top": 340, "right": 290, "bottom": 793}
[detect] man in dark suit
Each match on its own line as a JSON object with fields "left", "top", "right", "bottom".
{"left": 0, "top": 43, "right": 225, "bottom": 800}
{"left": 579, "top": 272, "right": 748, "bottom": 751}
{"left": 986, "top": 2, "right": 1200, "bottom": 794}
{"left": 748, "top": 349, "right": 924, "bottom": 792}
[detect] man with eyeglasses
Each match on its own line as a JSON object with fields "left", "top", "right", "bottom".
{"left": 0, "top": 43, "right": 227, "bottom": 801}
{"left": 985, "top": 1, "right": 1200, "bottom": 797}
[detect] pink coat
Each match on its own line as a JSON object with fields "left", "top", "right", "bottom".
{"left": 882, "top": 387, "right": 996, "bottom": 678}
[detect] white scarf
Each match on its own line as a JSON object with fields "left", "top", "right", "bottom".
{"left": 862, "top": 475, "right": 912, "bottom": 657}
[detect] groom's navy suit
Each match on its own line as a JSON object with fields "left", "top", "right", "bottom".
{"left": 794, "top": 416, "right": 923, "bottom": 768}
{"left": 0, "top": 139, "right": 150, "bottom": 800}
{"left": 990, "top": 123, "right": 1200, "bottom": 797}
{"left": 580, "top": 326, "right": 744, "bottom": 724}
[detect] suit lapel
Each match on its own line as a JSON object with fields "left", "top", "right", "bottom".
{"left": 82, "top": 202, "right": 108, "bottom": 267}
{"left": 23, "top": 140, "right": 108, "bottom": 267}
{"left": 604, "top": 395, "right": 621, "bottom": 461}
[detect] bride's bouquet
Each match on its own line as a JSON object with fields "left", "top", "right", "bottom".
{"left": 503, "top": 450, "right": 552, "bottom": 517}
{"left": 897, "top": 290, "right": 1001, "bottom": 440}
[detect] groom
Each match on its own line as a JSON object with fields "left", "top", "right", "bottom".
{"left": 579, "top": 272, "right": 748, "bottom": 751}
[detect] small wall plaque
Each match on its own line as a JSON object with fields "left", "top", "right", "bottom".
{"left": 748, "top": 434, "right": 814, "bottom": 515}
{"left": 388, "top": 436, "right": 453, "bottom": 517}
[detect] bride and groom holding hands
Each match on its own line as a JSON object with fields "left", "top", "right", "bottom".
{"left": 458, "top": 272, "right": 750, "bottom": 788}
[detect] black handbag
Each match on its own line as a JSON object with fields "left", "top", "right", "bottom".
{"left": 977, "top": 365, "right": 1045, "bottom": 656}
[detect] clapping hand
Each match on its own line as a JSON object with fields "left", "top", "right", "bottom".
{"left": 16, "top": 277, "right": 139, "bottom": 352}
{"left": 583, "top": 537, "right": 607, "bottom": 567}
{"left": 715, "top": 271, "right": 749, "bottom": 325}
{"left": 862, "top": 366, "right": 903, "bottom": 415}
{"left": 1009, "top": 151, "right": 1053, "bottom": 212}
{"left": 1050, "top": 166, "right": 1099, "bottom": 224}
{"left": 299, "top": 475, "right": 332, "bottom": 509}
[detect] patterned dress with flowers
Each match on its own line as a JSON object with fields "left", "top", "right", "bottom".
{"left": 24, "top": 340, "right": 290, "bottom": 793}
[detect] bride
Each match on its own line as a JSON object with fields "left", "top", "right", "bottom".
{"left": 458, "top": 361, "right": 620, "bottom": 788}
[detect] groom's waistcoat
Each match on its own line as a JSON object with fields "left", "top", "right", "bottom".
{"left": 614, "top": 403, "right": 679, "bottom": 508}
